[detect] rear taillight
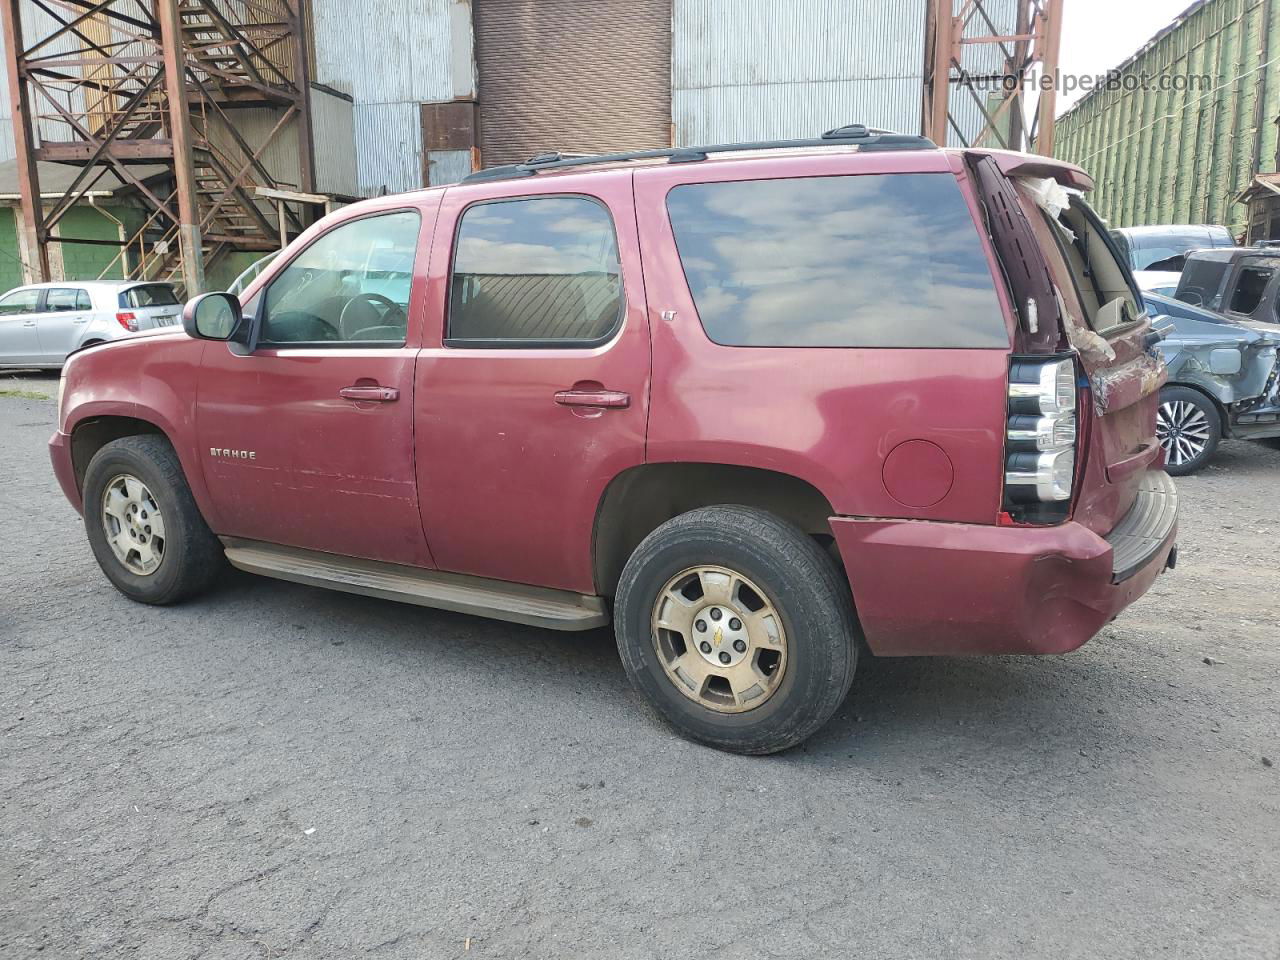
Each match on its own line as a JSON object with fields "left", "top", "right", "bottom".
{"left": 1003, "top": 356, "right": 1078, "bottom": 522}
{"left": 116, "top": 311, "right": 138, "bottom": 332}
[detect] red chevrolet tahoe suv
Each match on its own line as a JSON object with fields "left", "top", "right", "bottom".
{"left": 50, "top": 127, "right": 1177, "bottom": 754}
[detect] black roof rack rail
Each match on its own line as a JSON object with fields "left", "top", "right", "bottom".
{"left": 461, "top": 125, "right": 937, "bottom": 183}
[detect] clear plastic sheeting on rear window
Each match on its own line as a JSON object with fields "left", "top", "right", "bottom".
{"left": 664, "top": 173, "right": 1008, "bottom": 349}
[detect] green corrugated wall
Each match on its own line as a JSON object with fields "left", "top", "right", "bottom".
{"left": 0, "top": 205, "right": 140, "bottom": 291}
{"left": 0, "top": 209, "right": 24, "bottom": 292}
{"left": 0, "top": 206, "right": 266, "bottom": 293}
{"left": 1054, "top": 0, "right": 1280, "bottom": 235}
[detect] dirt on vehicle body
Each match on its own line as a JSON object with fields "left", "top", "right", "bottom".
{"left": 50, "top": 128, "right": 1177, "bottom": 753}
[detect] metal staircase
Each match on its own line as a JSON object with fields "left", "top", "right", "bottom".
{"left": 1, "top": 0, "right": 312, "bottom": 293}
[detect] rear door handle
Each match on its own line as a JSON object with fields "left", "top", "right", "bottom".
{"left": 554, "top": 388, "right": 630, "bottom": 409}
{"left": 339, "top": 384, "right": 399, "bottom": 402}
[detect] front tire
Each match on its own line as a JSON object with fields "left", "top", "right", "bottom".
{"left": 1157, "top": 385, "right": 1221, "bottom": 476}
{"left": 614, "top": 506, "right": 858, "bottom": 755}
{"left": 82, "top": 435, "right": 225, "bottom": 604}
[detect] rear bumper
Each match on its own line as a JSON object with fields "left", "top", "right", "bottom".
{"left": 49, "top": 429, "right": 82, "bottom": 514}
{"left": 831, "top": 470, "right": 1177, "bottom": 656}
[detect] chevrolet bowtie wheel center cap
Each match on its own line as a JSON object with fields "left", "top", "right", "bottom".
{"left": 691, "top": 606, "right": 750, "bottom": 667}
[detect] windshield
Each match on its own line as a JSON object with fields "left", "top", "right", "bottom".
{"left": 1175, "top": 259, "right": 1231, "bottom": 309}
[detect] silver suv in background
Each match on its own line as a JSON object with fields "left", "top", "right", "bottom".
{"left": 0, "top": 281, "right": 180, "bottom": 369}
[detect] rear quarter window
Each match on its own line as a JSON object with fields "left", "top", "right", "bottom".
{"left": 665, "top": 173, "right": 1008, "bottom": 349}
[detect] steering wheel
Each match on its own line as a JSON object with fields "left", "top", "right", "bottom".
{"left": 1180, "top": 288, "right": 1207, "bottom": 307}
{"left": 339, "top": 292, "right": 406, "bottom": 340}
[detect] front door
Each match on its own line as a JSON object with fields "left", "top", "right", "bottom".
{"left": 36, "top": 287, "right": 92, "bottom": 363}
{"left": 0, "top": 288, "right": 44, "bottom": 364}
{"left": 196, "top": 203, "right": 437, "bottom": 567}
{"left": 414, "top": 171, "right": 650, "bottom": 593}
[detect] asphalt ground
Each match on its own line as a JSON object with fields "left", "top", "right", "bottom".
{"left": 2, "top": 374, "right": 1277, "bottom": 959}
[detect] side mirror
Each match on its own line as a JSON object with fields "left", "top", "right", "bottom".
{"left": 183, "top": 292, "right": 242, "bottom": 342}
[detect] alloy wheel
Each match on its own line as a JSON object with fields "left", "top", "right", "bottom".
{"left": 1156, "top": 399, "right": 1212, "bottom": 468}
{"left": 101, "top": 474, "right": 166, "bottom": 576}
{"left": 650, "top": 565, "right": 788, "bottom": 713}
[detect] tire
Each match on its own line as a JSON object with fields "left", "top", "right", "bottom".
{"left": 1157, "top": 385, "right": 1222, "bottom": 476}
{"left": 614, "top": 506, "right": 858, "bottom": 755}
{"left": 82, "top": 435, "right": 226, "bottom": 604}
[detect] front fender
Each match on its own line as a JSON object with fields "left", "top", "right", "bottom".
{"left": 59, "top": 334, "right": 219, "bottom": 528}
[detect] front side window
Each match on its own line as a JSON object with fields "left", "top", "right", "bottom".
{"left": 665, "top": 174, "right": 1008, "bottom": 348}
{"left": 0, "top": 289, "right": 41, "bottom": 315}
{"left": 261, "top": 210, "right": 421, "bottom": 345}
{"left": 43, "top": 288, "right": 86, "bottom": 312}
{"left": 447, "top": 196, "right": 623, "bottom": 345}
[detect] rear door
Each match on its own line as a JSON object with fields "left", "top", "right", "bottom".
{"left": 412, "top": 170, "right": 650, "bottom": 593}
{"left": 35, "top": 287, "right": 92, "bottom": 362}
{"left": 120, "top": 283, "right": 182, "bottom": 330}
{"left": 0, "top": 288, "right": 43, "bottom": 363}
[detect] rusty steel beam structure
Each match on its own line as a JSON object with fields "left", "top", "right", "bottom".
{"left": 1, "top": 0, "right": 313, "bottom": 292}
{"left": 922, "top": 0, "right": 1065, "bottom": 155}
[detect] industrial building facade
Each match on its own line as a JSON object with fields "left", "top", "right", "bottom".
{"left": 0, "top": 0, "right": 1018, "bottom": 287}
{"left": 1054, "top": 0, "right": 1280, "bottom": 238}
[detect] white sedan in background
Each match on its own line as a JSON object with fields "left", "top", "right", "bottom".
{"left": 0, "top": 280, "right": 181, "bottom": 370}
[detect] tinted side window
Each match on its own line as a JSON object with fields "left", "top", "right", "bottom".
{"left": 447, "top": 197, "right": 623, "bottom": 344}
{"left": 76, "top": 289, "right": 92, "bottom": 310}
{"left": 44, "top": 288, "right": 84, "bottom": 312}
{"left": 1229, "top": 266, "right": 1273, "bottom": 314}
{"left": 0, "top": 289, "right": 40, "bottom": 315}
{"left": 262, "top": 210, "right": 421, "bottom": 345}
{"left": 665, "top": 174, "right": 1007, "bottom": 348}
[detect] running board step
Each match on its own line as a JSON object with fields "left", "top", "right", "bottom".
{"left": 220, "top": 538, "right": 609, "bottom": 632}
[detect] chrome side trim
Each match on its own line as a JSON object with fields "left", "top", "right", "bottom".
{"left": 220, "top": 538, "right": 609, "bottom": 632}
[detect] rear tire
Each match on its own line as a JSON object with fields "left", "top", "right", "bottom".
{"left": 614, "top": 506, "right": 858, "bottom": 755}
{"left": 1157, "top": 385, "right": 1221, "bottom": 476}
{"left": 83, "top": 435, "right": 225, "bottom": 604}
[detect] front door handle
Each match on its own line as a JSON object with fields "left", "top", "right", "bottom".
{"left": 554, "top": 388, "right": 630, "bottom": 409}
{"left": 339, "top": 384, "right": 399, "bottom": 402}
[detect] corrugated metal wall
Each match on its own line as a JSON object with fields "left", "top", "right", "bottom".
{"left": 1055, "top": 0, "right": 1280, "bottom": 234}
{"left": 672, "top": 0, "right": 1014, "bottom": 146}
{"left": 310, "top": 86, "right": 359, "bottom": 196}
{"left": 310, "top": 0, "right": 471, "bottom": 195}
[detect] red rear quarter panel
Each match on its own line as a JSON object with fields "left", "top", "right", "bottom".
{"left": 633, "top": 151, "right": 1016, "bottom": 523}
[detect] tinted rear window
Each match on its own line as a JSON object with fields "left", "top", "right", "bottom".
{"left": 448, "top": 197, "right": 623, "bottom": 344}
{"left": 123, "top": 284, "right": 179, "bottom": 308}
{"left": 665, "top": 174, "right": 1007, "bottom": 348}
